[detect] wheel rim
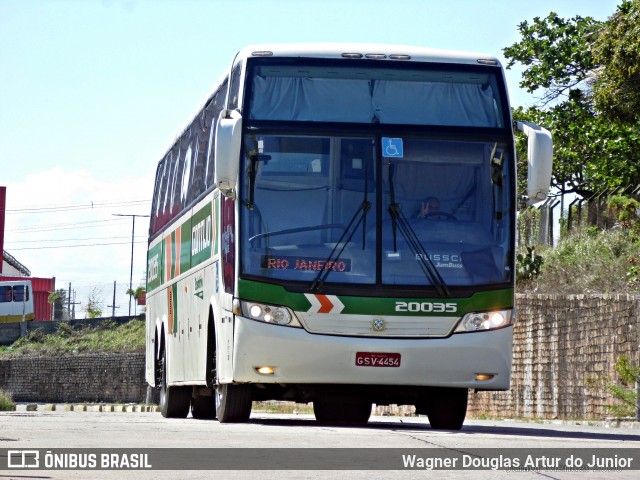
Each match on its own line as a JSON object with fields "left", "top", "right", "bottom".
{"left": 215, "top": 385, "right": 222, "bottom": 413}
{"left": 160, "top": 353, "right": 167, "bottom": 409}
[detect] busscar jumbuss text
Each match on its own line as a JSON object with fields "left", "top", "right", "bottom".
{"left": 145, "top": 44, "right": 552, "bottom": 428}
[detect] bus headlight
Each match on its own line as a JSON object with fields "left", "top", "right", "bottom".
{"left": 240, "top": 301, "right": 302, "bottom": 327}
{"left": 454, "top": 309, "right": 513, "bottom": 333}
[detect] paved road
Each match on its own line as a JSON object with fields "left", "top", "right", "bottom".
{"left": 1, "top": 408, "right": 640, "bottom": 479}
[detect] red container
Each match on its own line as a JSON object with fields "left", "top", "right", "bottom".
{"left": 137, "top": 290, "right": 146, "bottom": 306}
{"left": 0, "top": 276, "right": 55, "bottom": 321}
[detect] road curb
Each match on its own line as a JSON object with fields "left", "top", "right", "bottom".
{"left": 13, "top": 403, "right": 160, "bottom": 413}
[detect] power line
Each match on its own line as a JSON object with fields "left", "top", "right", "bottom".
{"left": 7, "top": 240, "right": 148, "bottom": 251}
{"left": 6, "top": 217, "right": 132, "bottom": 233}
{"left": 3, "top": 199, "right": 150, "bottom": 214}
{"left": 5, "top": 235, "right": 148, "bottom": 244}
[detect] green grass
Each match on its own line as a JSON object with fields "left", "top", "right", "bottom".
{"left": 0, "top": 389, "right": 16, "bottom": 411}
{"left": 253, "top": 401, "right": 314, "bottom": 414}
{"left": 517, "top": 228, "right": 640, "bottom": 294}
{"left": 0, "top": 319, "right": 145, "bottom": 357}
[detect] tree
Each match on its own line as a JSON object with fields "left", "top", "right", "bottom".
{"left": 505, "top": 8, "right": 640, "bottom": 197}
{"left": 47, "top": 289, "right": 68, "bottom": 321}
{"left": 592, "top": 0, "right": 640, "bottom": 123}
{"left": 503, "top": 12, "right": 601, "bottom": 105}
{"left": 126, "top": 286, "right": 146, "bottom": 316}
{"left": 83, "top": 287, "right": 104, "bottom": 319}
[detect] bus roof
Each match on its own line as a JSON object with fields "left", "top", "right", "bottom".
{"left": 236, "top": 43, "right": 502, "bottom": 67}
{"left": 153, "top": 43, "right": 503, "bottom": 175}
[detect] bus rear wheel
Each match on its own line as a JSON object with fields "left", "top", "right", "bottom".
{"left": 215, "top": 383, "right": 252, "bottom": 423}
{"left": 159, "top": 349, "right": 191, "bottom": 419}
{"left": 313, "top": 397, "right": 372, "bottom": 425}
{"left": 191, "top": 394, "right": 216, "bottom": 420}
{"left": 426, "top": 388, "right": 468, "bottom": 430}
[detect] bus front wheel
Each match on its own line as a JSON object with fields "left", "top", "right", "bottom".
{"left": 159, "top": 349, "right": 191, "bottom": 418}
{"left": 426, "top": 388, "right": 468, "bottom": 430}
{"left": 215, "top": 383, "right": 252, "bottom": 423}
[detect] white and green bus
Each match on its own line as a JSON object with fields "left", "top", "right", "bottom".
{"left": 145, "top": 44, "right": 552, "bottom": 429}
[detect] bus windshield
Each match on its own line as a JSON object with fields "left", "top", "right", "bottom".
{"left": 249, "top": 62, "right": 505, "bottom": 127}
{"left": 239, "top": 135, "right": 513, "bottom": 290}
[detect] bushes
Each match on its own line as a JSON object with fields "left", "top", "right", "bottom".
{"left": 587, "top": 355, "right": 640, "bottom": 419}
{"left": 517, "top": 228, "right": 640, "bottom": 293}
{"left": 0, "top": 320, "right": 145, "bottom": 357}
{"left": 0, "top": 389, "right": 16, "bottom": 411}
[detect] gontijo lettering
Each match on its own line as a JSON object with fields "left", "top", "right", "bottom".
{"left": 192, "top": 215, "right": 212, "bottom": 255}
{"left": 147, "top": 254, "right": 159, "bottom": 282}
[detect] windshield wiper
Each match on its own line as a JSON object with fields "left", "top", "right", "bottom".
{"left": 310, "top": 200, "right": 370, "bottom": 292}
{"left": 387, "top": 163, "right": 450, "bottom": 298}
{"left": 388, "top": 204, "right": 450, "bottom": 297}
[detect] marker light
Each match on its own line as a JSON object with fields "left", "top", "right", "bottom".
{"left": 256, "top": 366, "right": 275, "bottom": 375}
{"left": 454, "top": 310, "right": 513, "bottom": 333}
{"left": 477, "top": 58, "right": 498, "bottom": 66}
{"left": 475, "top": 374, "right": 495, "bottom": 381}
{"left": 240, "top": 300, "right": 302, "bottom": 328}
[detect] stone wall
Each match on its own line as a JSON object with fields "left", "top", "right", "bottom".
{"left": 0, "top": 352, "right": 146, "bottom": 403}
{"left": 467, "top": 293, "right": 640, "bottom": 420}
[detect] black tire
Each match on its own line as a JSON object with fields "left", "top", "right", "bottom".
{"left": 159, "top": 349, "right": 191, "bottom": 418}
{"left": 191, "top": 394, "right": 216, "bottom": 420}
{"left": 313, "top": 397, "right": 372, "bottom": 425}
{"left": 215, "top": 383, "right": 253, "bottom": 423}
{"left": 426, "top": 388, "right": 468, "bottom": 430}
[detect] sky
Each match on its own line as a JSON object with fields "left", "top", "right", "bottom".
{"left": 0, "top": 0, "right": 622, "bottom": 317}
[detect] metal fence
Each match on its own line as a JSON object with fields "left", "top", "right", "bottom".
{"left": 518, "top": 184, "right": 640, "bottom": 248}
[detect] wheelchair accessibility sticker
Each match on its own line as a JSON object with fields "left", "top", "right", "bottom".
{"left": 382, "top": 137, "right": 404, "bottom": 158}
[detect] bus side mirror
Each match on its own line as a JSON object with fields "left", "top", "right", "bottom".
{"left": 215, "top": 109, "right": 243, "bottom": 198}
{"left": 516, "top": 121, "right": 553, "bottom": 205}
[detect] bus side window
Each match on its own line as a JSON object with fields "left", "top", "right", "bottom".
{"left": 172, "top": 141, "right": 187, "bottom": 215}
{"left": 162, "top": 151, "right": 177, "bottom": 224}
{"left": 150, "top": 160, "right": 166, "bottom": 235}
{"left": 228, "top": 63, "right": 242, "bottom": 110}
{"left": 0, "top": 286, "right": 11, "bottom": 303}
{"left": 187, "top": 112, "right": 209, "bottom": 204}
{"left": 204, "top": 82, "right": 226, "bottom": 190}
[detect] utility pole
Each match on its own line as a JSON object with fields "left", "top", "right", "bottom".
{"left": 113, "top": 213, "right": 150, "bottom": 316}
{"left": 107, "top": 280, "right": 120, "bottom": 318}
{"left": 69, "top": 290, "right": 80, "bottom": 320}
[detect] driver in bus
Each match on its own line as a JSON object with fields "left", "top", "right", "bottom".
{"left": 416, "top": 196, "right": 441, "bottom": 219}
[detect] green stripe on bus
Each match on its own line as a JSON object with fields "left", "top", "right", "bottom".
{"left": 180, "top": 218, "right": 192, "bottom": 274}
{"left": 171, "top": 282, "right": 179, "bottom": 334}
{"left": 191, "top": 201, "right": 213, "bottom": 267}
{"left": 147, "top": 242, "right": 163, "bottom": 291}
{"left": 237, "top": 279, "right": 513, "bottom": 315}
